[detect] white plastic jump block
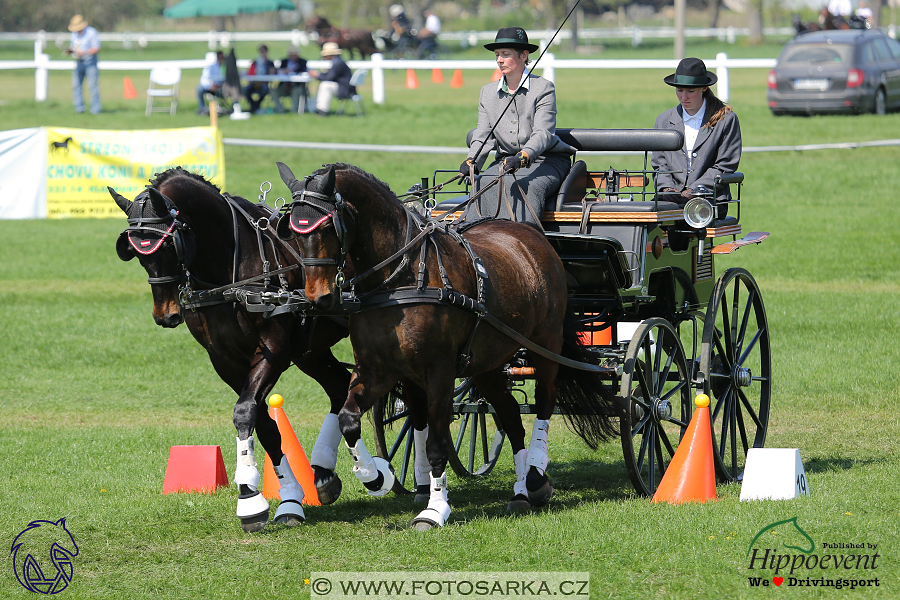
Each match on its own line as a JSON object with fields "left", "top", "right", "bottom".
{"left": 740, "top": 448, "right": 810, "bottom": 501}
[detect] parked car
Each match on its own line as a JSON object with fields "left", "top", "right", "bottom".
{"left": 767, "top": 29, "right": 900, "bottom": 115}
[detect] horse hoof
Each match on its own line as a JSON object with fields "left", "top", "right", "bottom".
{"left": 274, "top": 514, "right": 305, "bottom": 527}
{"left": 414, "top": 484, "right": 430, "bottom": 505}
{"left": 412, "top": 520, "right": 435, "bottom": 531}
{"left": 526, "top": 479, "right": 553, "bottom": 508}
{"left": 315, "top": 473, "right": 343, "bottom": 505}
{"left": 239, "top": 511, "right": 269, "bottom": 533}
{"left": 506, "top": 494, "right": 533, "bottom": 513}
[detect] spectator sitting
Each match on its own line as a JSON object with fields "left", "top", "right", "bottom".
{"left": 196, "top": 51, "right": 225, "bottom": 115}
{"left": 308, "top": 42, "right": 352, "bottom": 116}
{"left": 242, "top": 44, "right": 276, "bottom": 114}
{"left": 417, "top": 9, "right": 441, "bottom": 59}
{"left": 272, "top": 46, "right": 308, "bottom": 114}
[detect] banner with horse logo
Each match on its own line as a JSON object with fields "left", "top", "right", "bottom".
{"left": 45, "top": 126, "right": 225, "bottom": 219}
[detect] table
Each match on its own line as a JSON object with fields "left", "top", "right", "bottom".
{"left": 243, "top": 73, "right": 312, "bottom": 114}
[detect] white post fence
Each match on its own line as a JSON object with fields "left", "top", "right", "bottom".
{"left": 9, "top": 47, "right": 776, "bottom": 106}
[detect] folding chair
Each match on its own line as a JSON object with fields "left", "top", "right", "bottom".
{"left": 336, "top": 69, "right": 367, "bottom": 116}
{"left": 146, "top": 66, "right": 182, "bottom": 116}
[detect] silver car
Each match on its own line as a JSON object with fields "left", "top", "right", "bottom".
{"left": 767, "top": 29, "right": 900, "bottom": 115}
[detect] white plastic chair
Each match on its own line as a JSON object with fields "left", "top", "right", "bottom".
{"left": 336, "top": 69, "right": 367, "bottom": 116}
{"left": 146, "top": 66, "right": 182, "bottom": 116}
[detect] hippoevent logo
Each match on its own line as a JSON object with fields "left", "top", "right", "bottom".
{"left": 746, "top": 517, "right": 880, "bottom": 590}
{"left": 10, "top": 518, "right": 79, "bottom": 594}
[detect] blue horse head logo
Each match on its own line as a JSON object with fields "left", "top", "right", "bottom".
{"left": 11, "top": 518, "right": 79, "bottom": 594}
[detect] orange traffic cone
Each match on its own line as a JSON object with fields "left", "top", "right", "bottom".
{"left": 652, "top": 394, "right": 717, "bottom": 504}
{"left": 123, "top": 76, "right": 138, "bottom": 99}
{"left": 491, "top": 67, "right": 502, "bottom": 82}
{"left": 162, "top": 445, "right": 228, "bottom": 494}
{"left": 450, "top": 69, "right": 464, "bottom": 88}
{"left": 262, "top": 395, "right": 321, "bottom": 505}
{"left": 406, "top": 69, "right": 419, "bottom": 89}
{"left": 431, "top": 68, "right": 444, "bottom": 83}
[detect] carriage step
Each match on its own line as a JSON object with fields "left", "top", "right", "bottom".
{"left": 711, "top": 231, "right": 769, "bottom": 255}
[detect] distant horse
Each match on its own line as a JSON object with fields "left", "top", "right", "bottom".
{"left": 306, "top": 16, "right": 378, "bottom": 60}
{"left": 110, "top": 167, "right": 353, "bottom": 532}
{"left": 275, "top": 162, "right": 619, "bottom": 529}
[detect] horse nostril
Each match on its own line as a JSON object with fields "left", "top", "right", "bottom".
{"left": 154, "top": 312, "right": 184, "bottom": 328}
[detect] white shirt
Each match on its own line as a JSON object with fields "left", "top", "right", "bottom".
{"left": 424, "top": 13, "right": 441, "bottom": 35}
{"left": 828, "top": 0, "right": 852, "bottom": 16}
{"left": 69, "top": 26, "right": 100, "bottom": 57}
{"left": 856, "top": 6, "right": 874, "bottom": 19}
{"left": 682, "top": 99, "right": 706, "bottom": 172}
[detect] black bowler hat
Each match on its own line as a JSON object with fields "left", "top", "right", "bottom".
{"left": 663, "top": 57, "right": 717, "bottom": 87}
{"left": 484, "top": 27, "right": 539, "bottom": 53}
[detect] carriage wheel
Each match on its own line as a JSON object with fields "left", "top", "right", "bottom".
{"left": 699, "top": 268, "right": 771, "bottom": 483}
{"left": 447, "top": 379, "right": 506, "bottom": 478}
{"left": 619, "top": 318, "right": 693, "bottom": 497}
{"left": 372, "top": 394, "right": 416, "bottom": 495}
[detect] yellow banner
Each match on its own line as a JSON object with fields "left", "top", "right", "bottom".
{"left": 45, "top": 127, "right": 225, "bottom": 218}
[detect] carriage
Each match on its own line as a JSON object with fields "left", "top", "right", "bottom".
{"left": 370, "top": 128, "right": 771, "bottom": 498}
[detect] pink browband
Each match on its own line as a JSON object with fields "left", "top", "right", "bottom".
{"left": 128, "top": 221, "right": 176, "bottom": 255}
{"left": 290, "top": 210, "right": 334, "bottom": 234}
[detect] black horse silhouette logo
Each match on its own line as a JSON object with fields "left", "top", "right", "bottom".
{"left": 50, "top": 137, "right": 74, "bottom": 155}
{"left": 11, "top": 518, "right": 79, "bottom": 594}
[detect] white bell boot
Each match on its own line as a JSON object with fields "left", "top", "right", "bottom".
{"left": 234, "top": 437, "right": 269, "bottom": 532}
{"left": 346, "top": 438, "right": 395, "bottom": 497}
{"left": 412, "top": 472, "right": 451, "bottom": 530}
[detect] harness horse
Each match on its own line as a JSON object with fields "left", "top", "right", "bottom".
{"left": 110, "top": 168, "right": 354, "bottom": 532}
{"left": 274, "top": 162, "right": 619, "bottom": 529}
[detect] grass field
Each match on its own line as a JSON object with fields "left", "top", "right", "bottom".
{"left": 2, "top": 36, "right": 900, "bottom": 599}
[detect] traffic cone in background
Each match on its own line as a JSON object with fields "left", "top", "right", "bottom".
{"left": 406, "top": 69, "right": 419, "bottom": 89}
{"left": 123, "top": 76, "right": 138, "bottom": 99}
{"left": 262, "top": 395, "right": 321, "bottom": 505}
{"left": 450, "top": 69, "right": 464, "bottom": 88}
{"left": 491, "top": 68, "right": 502, "bottom": 82}
{"left": 431, "top": 68, "right": 444, "bottom": 83}
{"left": 652, "top": 394, "right": 717, "bottom": 504}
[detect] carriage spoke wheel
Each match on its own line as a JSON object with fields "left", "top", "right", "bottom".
{"left": 447, "top": 379, "right": 505, "bottom": 478}
{"left": 372, "top": 395, "right": 417, "bottom": 495}
{"left": 700, "top": 268, "right": 771, "bottom": 483}
{"left": 619, "top": 318, "right": 692, "bottom": 497}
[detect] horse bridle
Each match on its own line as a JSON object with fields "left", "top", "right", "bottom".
{"left": 116, "top": 193, "right": 196, "bottom": 286}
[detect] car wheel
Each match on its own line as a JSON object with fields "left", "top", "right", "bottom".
{"left": 874, "top": 87, "right": 887, "bottom": 116}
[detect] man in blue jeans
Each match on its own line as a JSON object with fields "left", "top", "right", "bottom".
{"left": 67, "top": 15, "right": 101, "bottom": 115}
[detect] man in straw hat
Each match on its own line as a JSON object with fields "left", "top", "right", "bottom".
{"left": 66, "top": 14, "right": 101, "bottom": 114}
{"left": 308, "top": 42, "right": 352, "bottom": 116}
{"left": 651, "top": 57, "right": 741, "bottom": 214}
{"left": 459, "top": 27, "right": 574, "bottom": 227}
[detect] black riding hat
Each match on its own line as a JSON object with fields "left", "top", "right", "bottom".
{"left": 484, "top": 27, "right": 539, "bottom": 53}
{"left": 663, "top": 57, "right": 717, "bottom": 87}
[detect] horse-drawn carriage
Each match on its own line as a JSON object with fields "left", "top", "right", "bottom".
{"left": 112, "top": 127, "right": 770, "bottom": 531}
{"left": 372, "top": 128, "right": 771, "bottom": 498}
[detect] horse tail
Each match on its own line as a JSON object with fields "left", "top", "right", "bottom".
{"left": 553, "top": 310, "right": 621, "bottom": 450}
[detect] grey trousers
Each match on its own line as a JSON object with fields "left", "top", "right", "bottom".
{"left": 462, "top": 154, "right": 570, "bottom": 226}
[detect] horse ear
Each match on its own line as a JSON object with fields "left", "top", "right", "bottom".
{"left": 319, "top": 165, "right": 336, "bottom": 195}
{"left": 147, "top": 187, "right": 172, "bottom": 217}
{"left": 276, "top": 162, "right": 304, "bottom": 195}
{"left": 108, "top": 187, "right": 133, "bottom": 214}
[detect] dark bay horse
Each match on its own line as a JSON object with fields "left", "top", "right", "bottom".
{"left": 306, "top": 16, "right": 378, "bottom": 59}
{"left": 110, "top": 167, "right": 352, "bottom": 532}
{"left": 275, "top": 162, "right": 619, "bottom": 529}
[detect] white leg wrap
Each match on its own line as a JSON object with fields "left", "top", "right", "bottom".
{"left": 234, "top": 436, "right": 261, "bottom": 490}
{"left": 513, "top": 448, "right": 528, "bottom": 497}
{"left": 347, "top": 439, "right": 394, "bottom": 497}
{"left": 273, "top": 458, "right": 306, "bottom": 524}
{"left": 413, "top": 426, "right": 431, "bottom": 487}
{"left": 310, "top": 413, "right": 342, "bottom": 471}
{"left": 413, "top": 472, "right": 451, "bottom": 528}
{"left": 526, "top": 419, "right": 550, "bottom": 475}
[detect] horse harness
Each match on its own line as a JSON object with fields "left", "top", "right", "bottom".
{"left": 118, "top": 189, "right": 310, "bottom": 318}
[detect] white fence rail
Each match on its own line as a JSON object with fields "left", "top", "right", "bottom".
{"left": 2, "top": 49, "right": 775, "bottom": 105}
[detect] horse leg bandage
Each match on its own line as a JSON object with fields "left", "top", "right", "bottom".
{"left": 412, "top": 472, "right": 451, "bottom": 529}
{"left": 347, "top": 439, "right": 394, "bottom": 497}
{"left": 273, "top": 457, "right": 305, "bottom": 525}
{"left": 234, "top": 436, "right": 261, "bottom": 490}
{"left": 414, "top": 426, "right": 431, "bottom": 487}
{"left": 526, "top": 419, "right": 550, "bottom": 475}
{"left": 310, "top": 413, "right": 342, "bottom": 471}
{"left": 513, "top": 448, "right": 528, "bottom": 498}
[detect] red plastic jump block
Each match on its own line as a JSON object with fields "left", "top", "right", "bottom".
{"left": 162, "top": 445, "right": 229, "bottom": 494}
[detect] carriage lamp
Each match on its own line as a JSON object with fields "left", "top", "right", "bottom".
{"left": 683, "top": 197, "right": 715, "bottom": 229}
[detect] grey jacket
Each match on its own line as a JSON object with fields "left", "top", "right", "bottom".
{"left": 468, "top": 74, "right": 574, "bottom": 166}
{"left": 651, "top": 104, "right": 741, "bottom": 202}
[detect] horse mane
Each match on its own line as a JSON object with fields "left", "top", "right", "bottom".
{"left": 148, "top": 166, "right": 221, "bottom": 193}
{"left": 317, "top": 163, "right": 402, "bottom": 217}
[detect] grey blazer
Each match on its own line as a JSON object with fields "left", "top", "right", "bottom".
{"left": 651, "top": 104, "right": 741, "bottom": 203}
{"left": 468, "top": 74, "right": 574, "bottom": 166}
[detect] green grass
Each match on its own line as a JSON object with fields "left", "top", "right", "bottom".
{"left": 2, "top": 40, "right": 900, "bottom": 599}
